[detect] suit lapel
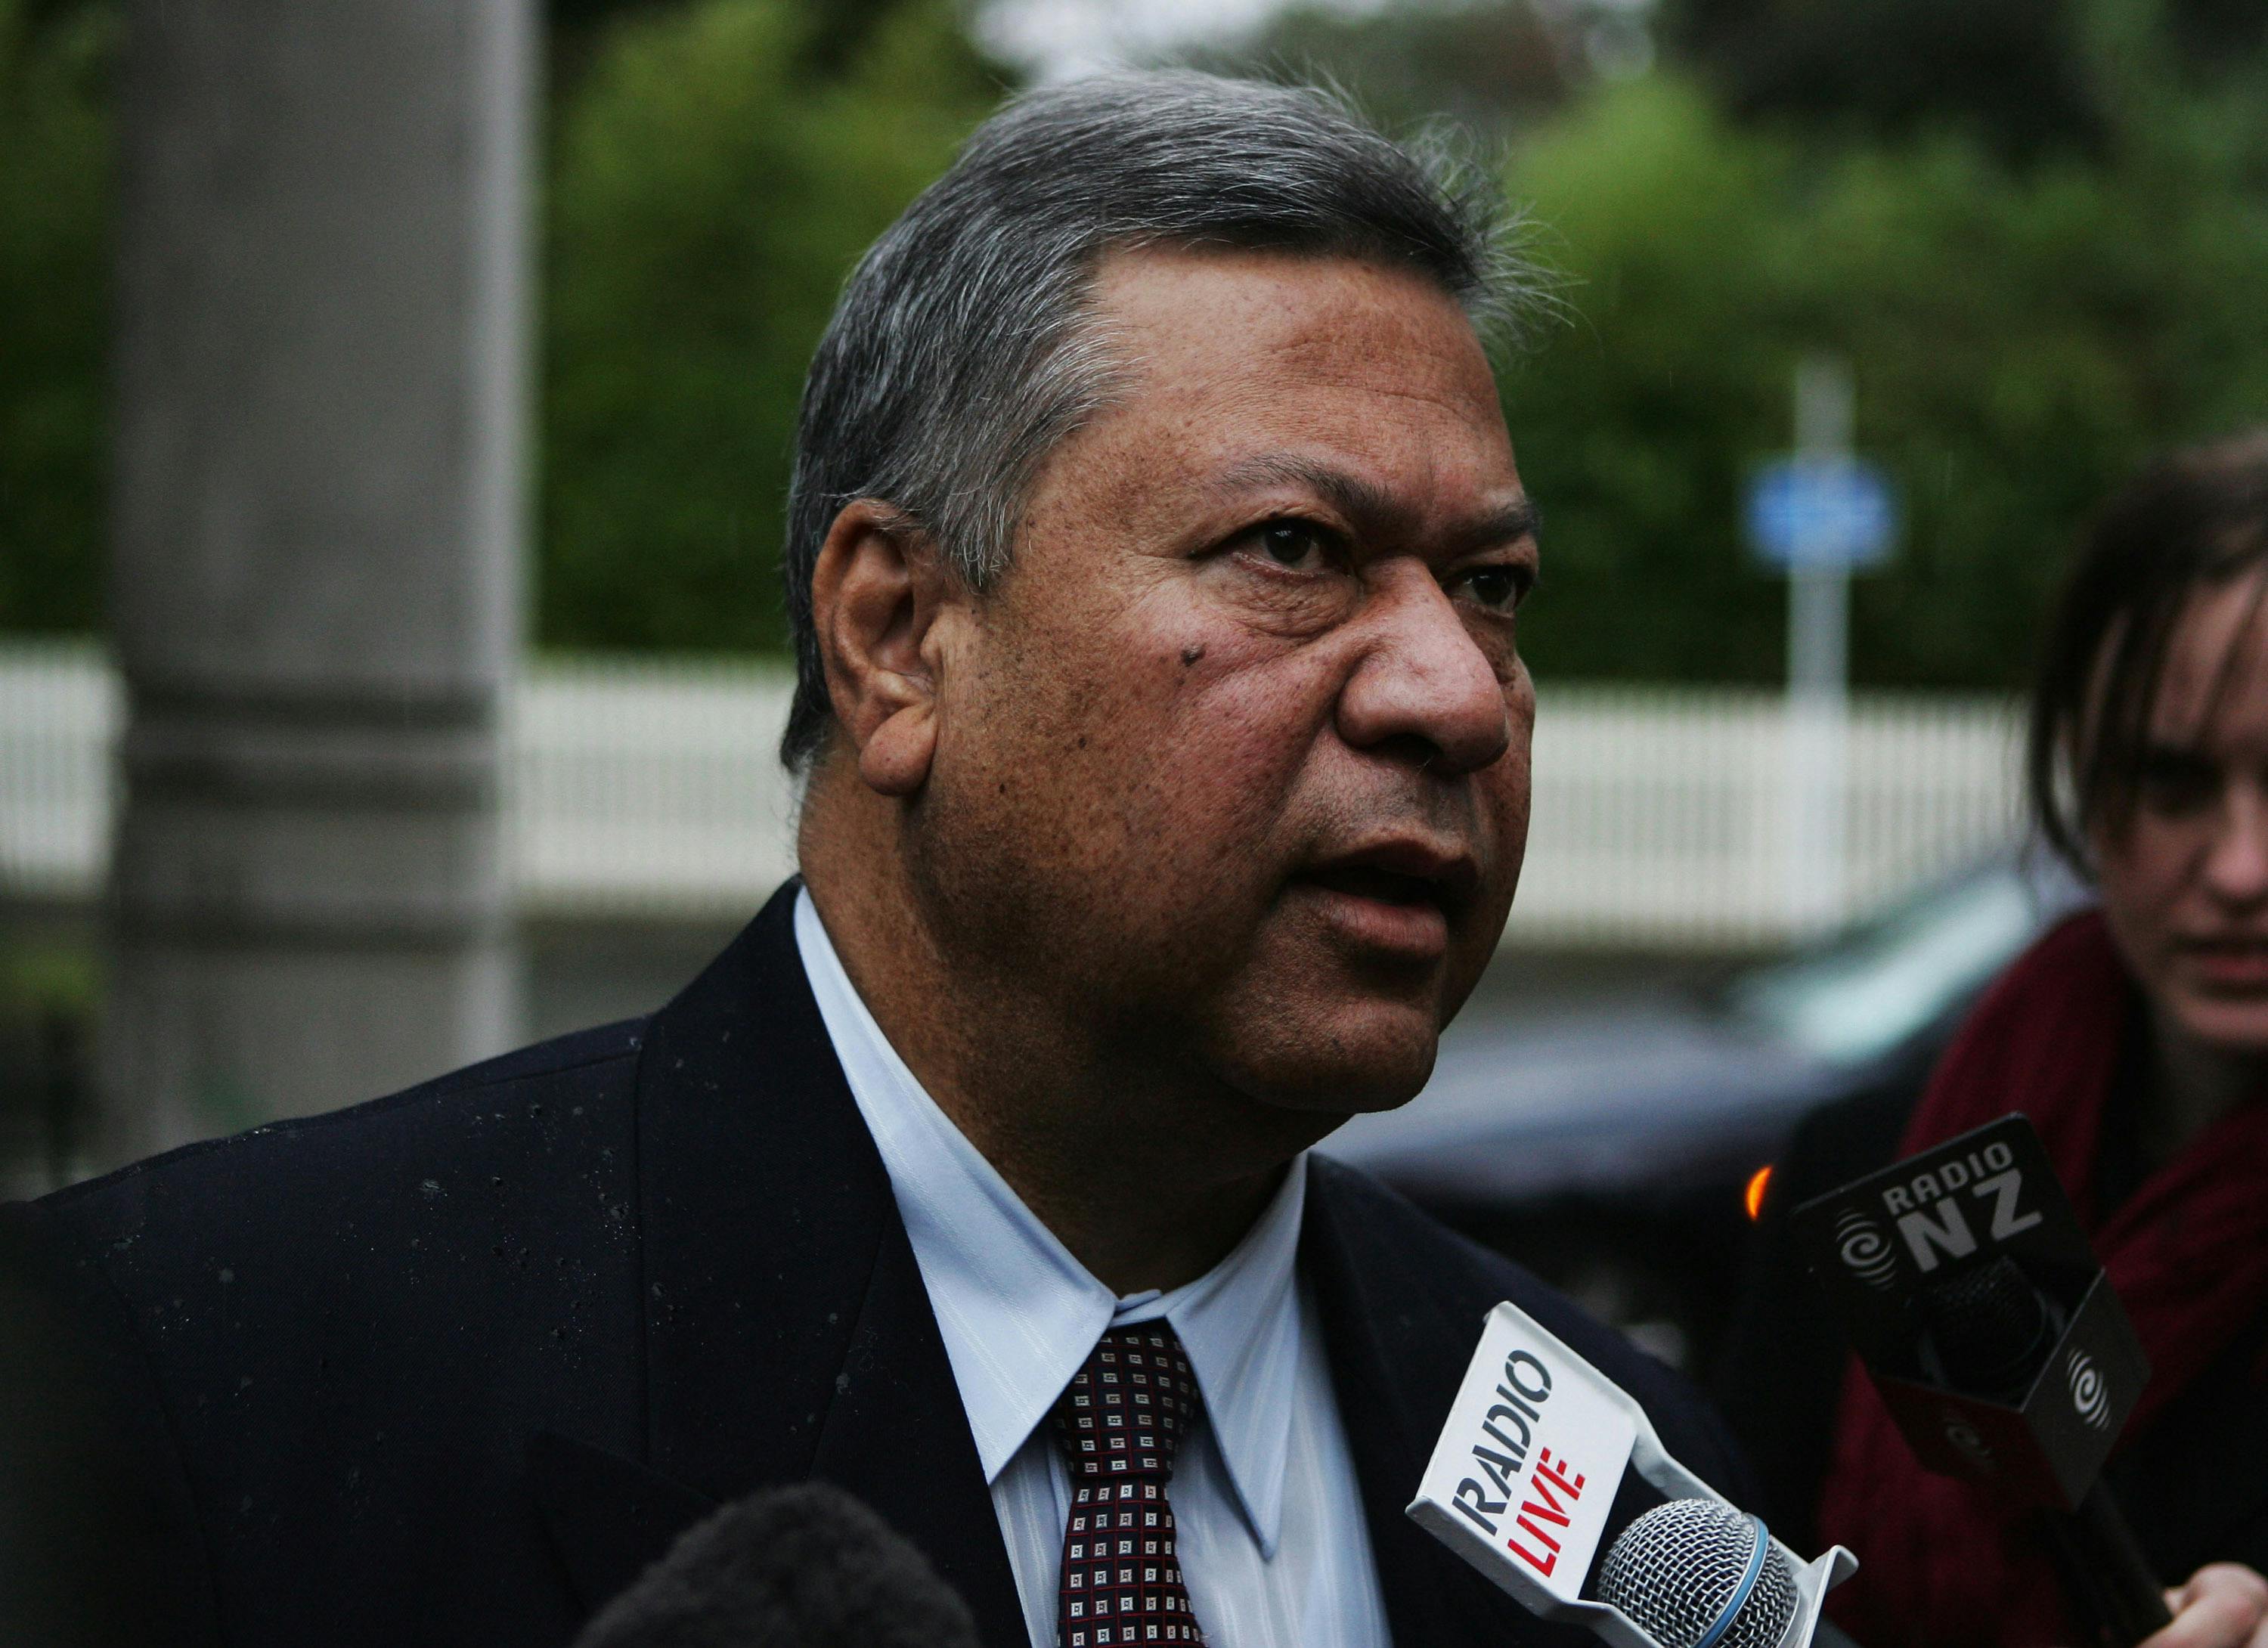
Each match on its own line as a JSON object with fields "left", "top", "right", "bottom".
{"left": 807, "top": 1212, "right": 1029, "bottom": 1644}
{"left": 1303, "top": 1160, "right": 1577, "bottom": 1648}
{"left": 538, "top": 882, "right": 1023, "bottom": 1642}
{"left": 524, "top": 1431, "right": 717, "bottom": 1614}
{"left": 634, "top": 882, "right": 886, "bottom": 1497}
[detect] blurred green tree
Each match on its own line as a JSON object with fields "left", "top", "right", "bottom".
{"left": 0, "top": 0, "right": 996, "bottom": 650}
{"left": 5, "top": 0, "right": 2266, "bottom": 704}
{"left": 539, "top": 0, "right": 999, "bottom": 653}
{"left": 1184, "top": 0, "right": 1577, "bottom": 135}
{"left": 1498, "top": 60, "right": 2268, "bottom": 690}
{"left": 1659, "top": 0, "right": 2268, "bottom": 161}
{"left": 0, "top": 0, "right": 111, "bottom": 633}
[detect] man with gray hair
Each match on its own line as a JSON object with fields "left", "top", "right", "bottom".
{"left": 7, "top": 72, "right": 1750, "bottom": 1647}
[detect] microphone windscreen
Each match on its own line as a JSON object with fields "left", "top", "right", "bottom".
{"left": 1596, "top": 1498, "right": 1798, "bottom": 1648}
{"left": 1921, "top": 1254, "right": 2056, "bottom": 1397}
{"left": 571, "top": 1480, "right": 980, "bottom": 1648}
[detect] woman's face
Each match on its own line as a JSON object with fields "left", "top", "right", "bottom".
{"left": 2090, "top": 570, "right": 2268, "bottom": 1058}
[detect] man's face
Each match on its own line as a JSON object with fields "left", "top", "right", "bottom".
{"left": 909, "top": 246, "right": 1535, "bottom": 1117}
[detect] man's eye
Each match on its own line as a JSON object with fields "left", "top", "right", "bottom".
{"left": 1455, "top": 565, "right": 1524, "bottom": 612}
{"left": 1253, "top": 520, "right": 1333, "bottom": 568}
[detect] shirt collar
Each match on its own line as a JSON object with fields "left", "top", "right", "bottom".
{"left": 794, "top": 887, "right": 1305, "bottom": 1555}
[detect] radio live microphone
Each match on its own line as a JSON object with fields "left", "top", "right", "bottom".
{"left": 1599, "top": 1500, "right": 1800, "bottom": 1648}
{"left": 1408, "top": 1299, "right": 1855, "bottom": 1648}
{"left": 570, "top": 1480, "right": 980, "bottom": 1648}
{"left": 1792, "top": 1114, "right": 2172, "bottom": 1648}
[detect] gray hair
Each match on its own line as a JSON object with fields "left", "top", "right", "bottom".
{"left": 779, "top": 70, "right": 1536, "bottom": 771}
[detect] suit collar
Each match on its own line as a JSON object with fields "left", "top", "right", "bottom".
{"left": 791, "top": 886, "right": 1113, "bottom": 1484}
{"left": 795, "top": 884, "right": 1309, "bottom": 1552}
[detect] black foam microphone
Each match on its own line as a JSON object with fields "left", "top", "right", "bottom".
{"left": 571, "top": 1481, "right": 981, "bottom": 1648}
{"left": 1919, "top": 1255, "right": 2062, "bottom": 1399}
{"left": 1917, "top": 1256, "right": 2168, "bottom": 1648}
{"left": 1793, "top": 1117, "right": 2172, "bottom": 1648}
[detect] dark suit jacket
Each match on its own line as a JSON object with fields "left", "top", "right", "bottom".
{"left": 5, "top": 883, "right": 1755, "bottom": 1647}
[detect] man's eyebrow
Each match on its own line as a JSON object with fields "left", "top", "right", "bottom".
{"left": 1207, "top": 453, "right": 1540, "bottom": 552}
{"left": 1461, "top": 497, "right": 1543, "bottom": 554}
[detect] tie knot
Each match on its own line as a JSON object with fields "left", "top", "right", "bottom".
{"left": 1051, "top": 1323, "right": 1201, "bottom": 1483}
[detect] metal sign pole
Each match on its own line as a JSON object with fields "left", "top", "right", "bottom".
{"left": 1786, "top": 357, "right": 1854, "bottom": 934}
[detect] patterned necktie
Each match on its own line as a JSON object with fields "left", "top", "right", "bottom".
{"left": 1050, "top": 1322, "right": 1210, "bottom": 1647}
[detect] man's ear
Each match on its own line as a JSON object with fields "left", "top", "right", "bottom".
{"left": 808, "top": 500, "right": 961, "bottom": 798}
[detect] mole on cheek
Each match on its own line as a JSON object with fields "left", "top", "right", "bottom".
{"left": 1181, "top": 645, "right": 1206, "bottom": 667}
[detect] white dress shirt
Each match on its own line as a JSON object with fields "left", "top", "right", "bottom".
{"left": 795, "top": 889, "right": 1393, "bottom": 1648}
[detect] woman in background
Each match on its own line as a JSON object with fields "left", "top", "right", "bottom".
{"left": 1717, "top": 431, "right": 2268, "bottom": 1648}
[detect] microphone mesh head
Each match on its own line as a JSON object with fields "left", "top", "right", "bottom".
{"left": 1595, "top": 1498, "right": 1798, "bottom": 1648}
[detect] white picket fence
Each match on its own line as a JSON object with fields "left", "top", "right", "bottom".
{"left": 1517, "top": 686, "right": 2023, "bottom": 943}
{"left": 511, "top": 653, "right": 802, "bottom": 918}
{"left": 0, "top": 642, "right": 2023, "bottom": 946}
{"left": 0, "top": 642, "right": 113, "bottom": 903}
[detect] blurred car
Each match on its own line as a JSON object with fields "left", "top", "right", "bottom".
{"left": 1321, "top": 850, "right": 2090, "bottom": 1371}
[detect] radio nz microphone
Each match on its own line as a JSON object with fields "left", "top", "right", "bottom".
{"left": 1408, "top": 1300, "right": 1854, "bottom": 1648}
{"left": 571, "top": 1480, "right": 980, "bottom": 1648}
{"left": 1792, "top": 1114, "right": 2172, "bottom": 1648}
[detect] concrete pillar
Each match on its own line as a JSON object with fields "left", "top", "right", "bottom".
{"left": 99, "top": 1, "right": 533, "bottom": 1166}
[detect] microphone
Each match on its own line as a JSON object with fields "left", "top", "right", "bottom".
{"left": 1597, "top": 1500, "right": 1799, "bottom": 1648}
{"left": 1791, "top": 1115, "right": 2171, "bottom": 1647}
{"left": 1408, "top": 1298, "right": 1854, "bottom": 1648}
{"left": 1919, "top": 1254, "right": 2169, "bottom": 1647}
{"left": 571, "top": 1480, "right": 980, "bottom": 1648}
{"left": 1919, "top": 1255, "right": 2060, "bottom": 1399}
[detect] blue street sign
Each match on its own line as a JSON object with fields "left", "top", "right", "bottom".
{"left": 1746, "top": 455, "right": 1898, "bottom": 572}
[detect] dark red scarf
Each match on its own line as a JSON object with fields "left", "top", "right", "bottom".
{"left": 1814, "top": 911, "right": 2268, "bottom": 1648}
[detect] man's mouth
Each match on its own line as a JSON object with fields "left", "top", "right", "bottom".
{"left": 1306, "top": 863, "right": 1450, "bottom": 911}
{"left": 1291, "top": 841, "right": 1478, "bottom": 962}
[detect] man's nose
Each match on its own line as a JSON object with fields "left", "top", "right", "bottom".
{"left": 2201, "top": 780, "right": 2268, "bottom": 908}
{"left": 1334, "top": 563, "right": 1514, "bottom": 776}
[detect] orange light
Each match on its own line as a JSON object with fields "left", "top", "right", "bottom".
{"left": 1743, "top": 1163, "right": 1775, "bottom": 1222}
